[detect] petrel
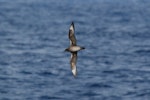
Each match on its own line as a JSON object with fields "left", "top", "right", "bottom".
{"left": 65, "top": 22, "right": 85, "bottom": 77}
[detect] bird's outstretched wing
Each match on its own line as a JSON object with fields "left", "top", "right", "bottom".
{"left": 70, "top": 52, "right": 77, "bottom": 77}
{"left": 69, "top": 22, "right": 76, "bottom": 46}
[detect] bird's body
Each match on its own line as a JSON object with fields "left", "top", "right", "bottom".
{"left": 65, "top": 22, "right": 85, "bottom": 77}
{"left": 66, "top": 46, "right": 84, "bottom": 53}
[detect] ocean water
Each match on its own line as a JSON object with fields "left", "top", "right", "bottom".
{"left": 0, "top": 0, "right": 150, "bottom": 100}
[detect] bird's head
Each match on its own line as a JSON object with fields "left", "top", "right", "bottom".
{"left": 64, "top": 48, "right": 69, "bottom": 52}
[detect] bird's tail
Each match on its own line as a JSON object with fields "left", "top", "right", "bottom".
{"left": 81, "top": 47, "right": 85, "bottom": 50}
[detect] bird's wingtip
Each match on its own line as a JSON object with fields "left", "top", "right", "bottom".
{"left": 72, "top": 67, "right": 77, "bottom": 77}
{"left": 71, "top": 21, "right": 74, "bottom": 27}
{"left": 70, "top": 22, "right": 74, "bottom": 30}
{"left": 71, "top": 21, "right": 74, "bottom": 25}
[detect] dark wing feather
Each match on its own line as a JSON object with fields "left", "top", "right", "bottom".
{"left": 70, "top": 52, "right": 77, "bottom": 77}
{"left": 69, "top": 22, "right": 76, "bottom": 46}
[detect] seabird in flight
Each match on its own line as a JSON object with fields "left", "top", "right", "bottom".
{"left": 65, "top": 22, "right": 85, "bottom": 77}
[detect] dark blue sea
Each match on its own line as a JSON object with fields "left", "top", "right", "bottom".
{"left": 0, "top": 0, "right": 150, "bottom": 100}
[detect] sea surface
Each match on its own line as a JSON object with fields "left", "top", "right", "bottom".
{"left": 0, "top": 0, "right": 150, "bottom": 100}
